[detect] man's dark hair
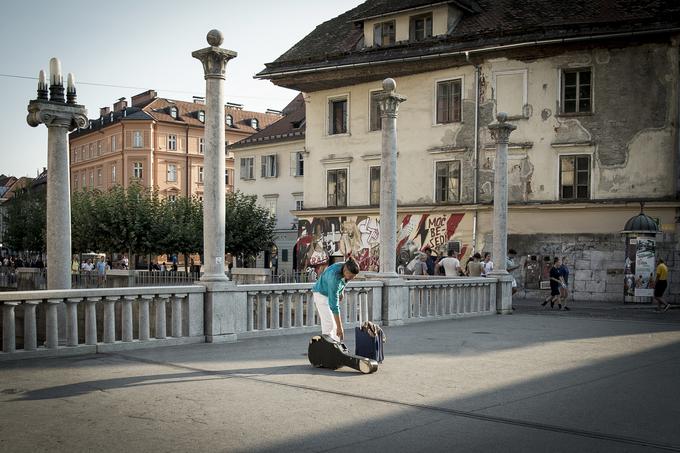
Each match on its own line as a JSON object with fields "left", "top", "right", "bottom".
{"left": 554, "top": 257, "right": 560, "bottom": 264}
{"left": 508, "top": 249, "right": 517, "bottom": 255}
{"left": 658, "top": 258, "right": 665, "bottom": 264}
{"left": 447, "top": 249, "right": 455, "bottom": 257}
{"left": 473, "top": 252, "right": 482, "bottom": 259}
{"left": 343, "top": 258, "right": 360, "bottom": 275}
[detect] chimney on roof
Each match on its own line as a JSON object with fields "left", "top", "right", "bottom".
{"left": 225, "top": 102, "right": 244, "bottom": 110}
{"left": 100, "top": 106, "right": 111, "bottom": 117}
{"left": 193, "top": 96, "right": 205, "bottom": 104}
{"left": 131, "top": 89, "right": 157, "bottom": 107}
{"left": 266, "top": 109, "right": 283, "bottom": 115}
{"left": 113, "top": 97, "right": 128, "bottom": 112}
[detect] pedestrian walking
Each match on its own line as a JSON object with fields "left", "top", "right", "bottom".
{"left": 96, "top": 256, "right": 107, "bottom": 287}
{"left": 542, "top": 257, "right": 564, "bottom": 309}
{"left": 559, "top": 256, "right": 571, "bottom": 310}
{"left": 312, "top": 256, "right": 360, "bottom": 342}
{"left": 507, "top": 249, "right": 519, "bottom": 296}
{"left": 654, "top": 258, "right": 671, "bottom": 312}
{"left": 436, "top": 249, "right": 461, "bottom": 277}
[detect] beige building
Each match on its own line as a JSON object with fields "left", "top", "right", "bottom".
{"left": 257, "top": 0, "right": 680, "bottom": 301}
{"left": 230, "top": 94, "right": 306, "bottom": 275}
{"left": 69, "top": 89, "right": 282, "bottom": 201}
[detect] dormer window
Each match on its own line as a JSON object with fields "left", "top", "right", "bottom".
{"left": 169, "top": 106, "right": 178, "bottom": 119}
{"left": 373, "top": 20, "right": 395, "bottom": 47}
{"left": 226, "top": 114, "right": 233, "bottom": 127}
{"left": 198, "top": 110, "right": 205, "bottom": 123}
{"left": 250, "top": 118, "right": 259, "bottom": 129}
{"left": 410, "top": 13, "right": 433, "bottom": 41}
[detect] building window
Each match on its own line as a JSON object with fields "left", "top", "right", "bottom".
{"left": 250, "top": 118, "right": 259, "bottom": 129}
{"left": 282, "top": 249, "right": 288, "bottom": 262}
{"left": 133, "top": 162, "right": 143, "bottom": 179}
{"left": 373, "top": 20, "right": 395, "bottom": 47}
{"left": 225, "top": 169, "right": 230, "bottom": 185}
{"left": 82, "top": 174, "right": 86, "bottom": 188}
{"left": 72, "top": 150, "right": 77, "bottom": 162}
{"left": 97, "top": 169, "right": 102, "bottom": 186}
{"left": 133, "top": 131, "right": 143, "bottom": 148}
{"left": 168, "top": 134, "right": 177, "bottom": 151}
{"left": 240, "top": 157, "right": 254, "bottom": 180}
{"left": 167, "top": 163, "right": 177, "bottom": 182}
{"left": 295, "top": 199, "right": 304, "bottom": 211}
{"left": 560, "top": 155, "right": 590, "bottom": 200}
{"left": 436, "top": 79, "right": 462, "bottom": 124}
{"left": 561, "top": 68, "right": 592, "bottom": 114}
{"left": 264, "top": 197, "right": 277, "bottom": 216}
{"left": 88, "top": 144, "right": 93, "bottom": 158}
{"left": 290, "top": 151, "right": 304, "bottom": 176}
{"left": 328, "top": 97, "right": 348, "bottom": 135}
{"left": 198, "top": 110, "right": 205, "bottom": 123}
{"left": 111, "top": 134, "right": 117, "bottom": 152}
{"left": 168, "top": 194, "right": 177, "bottom": 202}
{"left": 169, "top": 107, "right": 178, "bottom": 119}
{"left": 111, "top": 165, "right": 116, "bottom": 183}
{"left": 435, "top": 161, "right": 461, "bottom": 203}
{"left": 369, "top": 90, "right": 383, "bottom": 131}
{"left": 261, "top": 154, "right": 278, "bottom": 178}
{"left": 73, "top": 175, "right": 78, "bottom": 190}
{"left": 327, "top": 169, "right": 347, "bottom": 207}
{"left": 198, "top": 166, "right": 204, "bottom": 183}
{"left": 410, "top": 13, "right": 433, "bottom": 41}
{"left": 226, "top": 114, "right": 233, "bottom": 127}
{"left": 369, "top": 166, "right": 381, "bottom": 206}
{"left": 97, "top": 141, "right": 102, "bottom": 156}
{"left": 198, "top": 138, "right": 204, "bottom": 154}
{"left": 89, "top": 171, "right": 94, "bottom": 187}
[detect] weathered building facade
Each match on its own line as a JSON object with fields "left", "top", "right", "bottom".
{"left": 258, "top": 0, "right": 680, "bottom": 301}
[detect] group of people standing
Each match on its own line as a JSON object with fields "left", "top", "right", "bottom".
{"left": 410, "top": 247, "right": 496, "bottom": 278}
{"left": 542, "top": 257, "right": 571, "bottom": 310}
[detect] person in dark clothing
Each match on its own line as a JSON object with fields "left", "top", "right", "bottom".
{"left": 542, "top": 257, "right": 564, "bottom": 309}
{"left": 423, "top": 247, "right": 437, "bottom": 276}
{"left": 559, "top": 256, "right": 571, "bottom": 310}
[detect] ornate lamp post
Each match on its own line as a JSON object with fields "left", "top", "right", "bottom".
{"left": 487, "top": 112, "right": 516, "bottom": 314}
{"left": 377, "top": 78, "right": 406, "bottom": 275}
{"left": 192, "top": 30, "right": 237, "bottom": 282}
{"left": 27, "top": 58, "right": 87, "bottom": 290}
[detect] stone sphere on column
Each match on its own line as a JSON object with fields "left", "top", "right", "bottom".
{"left": 496, "top": 112, "right": 508, "bottom": 123}
{"left": 207, "top": 29, "right": 224, "bottom": 47}
{"left": 382, "top": 78, "right": 396, "bottom": 92}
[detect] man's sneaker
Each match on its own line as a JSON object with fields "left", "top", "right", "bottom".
{"left": 541, "top": 300, "right": 548, "bottom": 307}
{"left": 558, "top": 304, "right": 562, "bottom": 310}
{"left": 664, "top": 304, "right": 671, "bottom": 312}
{"left": 550, "top": 301, "right": 555, "bottom": 308}
{"left": 563, "top": 306, "right": 570, "bottom": 311}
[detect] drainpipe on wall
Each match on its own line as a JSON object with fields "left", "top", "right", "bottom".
{"left": 676, "top": 43, "right": 680, "bottom": 202}
{"left": 185, "top": 124, "right": 190, "bottom": 198}
{"left": 467, "top": 51, "right": 481, "bottom": 252}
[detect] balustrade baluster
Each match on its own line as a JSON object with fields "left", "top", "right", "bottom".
{"left": 45, "top": 299, "right": 61, "bottom": 349}
{"left": 103, "top": 296, "right": 118, "bottom": 343}
{"left": 121, "top": 296, "right": 135, "bottom": 342}
{"left": 271, "top": 292, "right": 281, "bottom": 329}
{"left": 246, "top": 293, "right": 255, "bottom": 331}
{"left": 139, "top": 295, "right": 152, "bottom": 341}
{"left": 23, "top": 300, "right": 40, "bottom": 350}
{"left": 282, "top": 292, "right": 292, "bottom": 329}
{"left": 65, "top": 298, "right": 80, "bottom": 346}
{"left": 84, "top": 297, "right": 99, "bottom": 345}
{"left": 257, "top": 293, "right": 267, "bottom": 330}
{"left": 361, "top": 291, "right": 369, "bottom": 323}
{"left": 306, "top": 291, "right": 315, "bottom": 326}
{"left": 155, "top": 294, "right": 170, "bottom": 339}
{"left": 2, "top": 302, "right": 19, "bottom": 353}
{"left": 172, "top": 294, "right": 186, "bottom": 337}
{"left": 295, "top": 292, "right": 304, "bottom": 327}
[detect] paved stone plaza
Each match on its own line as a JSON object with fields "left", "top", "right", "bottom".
{"left": 1, "top": 301, "right": 679, "bottom": 452}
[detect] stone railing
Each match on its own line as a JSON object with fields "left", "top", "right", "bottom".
{"left": 234, "top": 281, "right": 382, "bottom": 339}
{"left": 403, "top": 277, "right": 496, "bottom": 321}
{"left": 0, "top": 286, "right": 205, "bottom": 361}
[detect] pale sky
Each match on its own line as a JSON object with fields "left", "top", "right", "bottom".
{"left": 0, "top": 0, "right": 363, "bottom": 178}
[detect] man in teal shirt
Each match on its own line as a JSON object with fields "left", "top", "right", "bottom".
{"left": 312, "top": 259, "right": 360, "bottom": 341}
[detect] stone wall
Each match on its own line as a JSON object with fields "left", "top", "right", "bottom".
{"left": 499, "top": 232, "right": 679, "bottom": 303}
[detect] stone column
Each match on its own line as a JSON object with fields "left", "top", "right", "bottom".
{"left": 192, "top": 30, "right": 237, "bottom": 282}
{"left": 377, "top": 78, "right": 407, "bottom": 276}
{"left": 487, "top": 112, "right": 516, "bottom": 314}
{"left": 26, "top": 59, "right": 88, "bottom": 290}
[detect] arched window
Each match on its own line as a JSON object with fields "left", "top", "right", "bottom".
{"left": 250, "top": 118, "right": 259, "bottom": 129}
{"left": 225, "top": 114, "right": 233, "bottom": 127}
{"left": 198, "top": 110, "right": 205, "bottom": 123}
{"left": 169, "top": 106, "right": 178, "bottom": 119}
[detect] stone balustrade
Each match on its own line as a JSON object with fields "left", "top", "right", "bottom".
{"left": 0, "top": 286, "right": 205, "bottom": 360}
{"left": 1, "top": 276, "right": 504, "bottom": 360}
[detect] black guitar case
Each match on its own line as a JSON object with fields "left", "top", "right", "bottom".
{"left": 308, "top": 334, "right": 378, "bottom": 374}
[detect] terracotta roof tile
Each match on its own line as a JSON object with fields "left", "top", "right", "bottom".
{"left": 230, "top": 94, "right": 305, "bottom": 149}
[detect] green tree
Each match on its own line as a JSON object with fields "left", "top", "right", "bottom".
{"left": 2, "top": 189, "right": 46, "bottom": 254}
{"left": 224, "top": 191, "right": 276, "bottom": 263}
{"left": 155, "top": 195, "right": 203, "bottom": 273}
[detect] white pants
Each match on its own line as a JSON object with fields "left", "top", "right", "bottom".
{"left": 313, "top": 292, "right": 340, "bottom": 342}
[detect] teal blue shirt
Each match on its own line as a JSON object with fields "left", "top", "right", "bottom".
{"left": 312, "top": 262, "right": 347, "bottom": 315}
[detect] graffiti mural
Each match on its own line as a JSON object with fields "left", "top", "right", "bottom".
{"left": 296, "top": 213, "right": 468, "bottom": 272}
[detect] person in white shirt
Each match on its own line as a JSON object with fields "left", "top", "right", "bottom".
{"left": 482, "top": 252, "right": 494, "bottom": 276}
{"left": 436, "top": 250, "right": 461, "bottom": 277}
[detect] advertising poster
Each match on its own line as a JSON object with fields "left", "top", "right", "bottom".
{"left": 634, "top": 237, "right": 656, "bottom": 297}
{"left": 623, "top": 238, "right": 637, "bottom": 297}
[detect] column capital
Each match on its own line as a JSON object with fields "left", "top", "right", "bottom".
{"left": 378, "top": 78, "right": 407, "bottom": 119}
{"left": 192, "top": 30, "right": 237, "bottom": 80}
{"left": 26, "top": 100, "right": 88, "bottom": 130}
{"left": 487, "top": 112, "right": 517, "bottom": 144}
